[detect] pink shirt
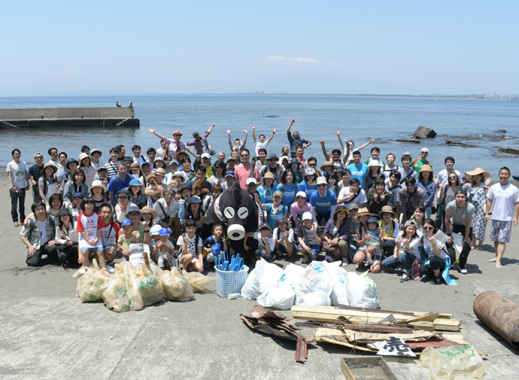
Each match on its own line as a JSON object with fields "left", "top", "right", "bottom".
{"left": 290, "top": 201, "right": 312, "bottom": 222}
{"left": 235, "top": 163, "right": 260, "bottom": 189}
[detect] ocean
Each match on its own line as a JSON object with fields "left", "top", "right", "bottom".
{"left": 1, "top": 94, "right": 518, "bottom": 177}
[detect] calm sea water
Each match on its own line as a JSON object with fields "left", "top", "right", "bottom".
{"left": 1, "top": 94, "right": 518, "bottom": 176}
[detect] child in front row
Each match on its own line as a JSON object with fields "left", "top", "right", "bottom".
{"left": 177, "top": 220, "right": 204, "bottom": 273}
{"left": 353, "top": 216, "right": 382, "bottom": 272}
{"left": 204, "top": 224, "right": 227, "bottom": 267}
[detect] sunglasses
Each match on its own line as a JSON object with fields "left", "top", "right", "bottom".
{"left": 423, "top": 226, "right": 434, "bottom": 231}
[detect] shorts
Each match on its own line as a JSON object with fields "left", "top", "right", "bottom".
{"left": 79, "top": 243, "right": 103, "bottom": 254}
{"left": 490, "top": 220, "right": 512, "bottom": 243}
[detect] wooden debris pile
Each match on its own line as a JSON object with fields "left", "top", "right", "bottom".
{"left": 291, "top": 305, "right": 464, "bottom": 354}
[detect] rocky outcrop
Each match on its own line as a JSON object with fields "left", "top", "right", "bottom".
{"left": 445, "top": 140, "right": 479, "bottom": 148}
{"left": 396, "top": 138, "right": 420, "bottom": 144}
{"left": 498, "top": 147, "right": 519, "bottom": 155}
{"left": 413, "top": 126, "right": 437, "bottom": 139}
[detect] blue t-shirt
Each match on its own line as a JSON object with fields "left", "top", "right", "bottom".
{"left": 266, "top": 204, "right": 288, "bottom": 230}
{"left": 258, "top": 185, "right": 274, "bottom": 204}
{"left": 297, "top": 180, "right": 317, "bottom": 199}
{"left": 107, "top": 174, "right": 131, "bottom": 201}
{"left": 276, "top": 183, "right": 297, "bottom": 206}
{"left": 347, "top": 163, "right": 368, "bottom": 189}
{"left": 309, "top": 189, "right": 337, "bottom": 215}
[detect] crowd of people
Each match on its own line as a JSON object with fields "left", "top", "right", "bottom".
{"left": 6, "top": 120, "right": 519, "bottom": 284}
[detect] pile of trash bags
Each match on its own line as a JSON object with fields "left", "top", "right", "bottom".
{"left": 242, "top": 259, "right": 379, "bottom": 310}
{"left": 76, "top": 260, "right": 210, "bottom": 312}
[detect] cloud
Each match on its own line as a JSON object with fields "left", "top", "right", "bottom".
{"left": 268, "top": 55, "right": 320, "bottom": 64}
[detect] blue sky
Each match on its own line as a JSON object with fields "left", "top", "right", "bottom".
{"left": 2, "top": 1, "right": 518, "bottom": 96}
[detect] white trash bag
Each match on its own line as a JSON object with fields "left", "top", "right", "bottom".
{"left": 295, "top": 291, "right": 332, "bottom": 306}
{"left": 325, "top": 261, "right": 350, "bottom": 306}
{"left": 241, "top": 259, "right": 283, "bottom": 300}
{"left": 346, "top": 271, "right": 380, "bottom": 309}
{"left": 257, "top": 264, "right": 305, "bottom": 310}
{"left": 300, "top": 261, "right": 333, "bottom": 295}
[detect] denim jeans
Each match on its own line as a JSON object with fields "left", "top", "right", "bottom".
{"left": 9, "top": 188, "right": 26, "bottom": 223}
{"left": 381, "top": 252, "right": 415, "bottom": 271}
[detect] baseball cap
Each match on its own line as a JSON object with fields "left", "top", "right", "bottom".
{"left": 201, "top": 153, "right": 211, "bottom": 159}
{"left": 225, "top": 171, "right": 235, "bottom": 178}
{"left": 246, "top": 178, "right": 257, "bottom": 186}
{"left": 129, "top": 178, "right": 142, "bottom": 187}
{"left": 421, "top": 147, "right": 429, "bottom": 153}
{"left": 316, "top": 176, "right": 327, "bottom": 186}
{"left": 72, "top": 192, "right": 84, "bottom": 199}
{"left": 150, "top": 225, "right": 162, "bottom": 236}
{"left": 125, "top": 204, "right": 140, "bottom": 216}
{"left": 259, "top": 223, "right": 272, "bottom": 231}
{"left": 304, "top": 168, "right": 316, "bottom": 176}
{"left": 79, "top": 152, "right": 89, "bottom": 162}
{"left": 159, "top": 227, "right": 170, "bottom": 237}
{"left": 121, "top": 219, "right": 132, "bottom": 227}
{"left": 296, "top": 191, "right": 307, "bottom": 199}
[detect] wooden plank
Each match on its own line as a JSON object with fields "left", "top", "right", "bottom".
{"left": 315, "top": 327, "right": 437, "bottom": 344}
{"left": 409, "top": 321, "right": 435, "bottom": 331}
{"left": 433, "top": 318, "right": 461, "bottom": 332}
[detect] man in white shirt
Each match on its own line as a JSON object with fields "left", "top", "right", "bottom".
{"left": 7, "top": 148, "right": 29, "bottom": 226}
{"left": 485, "top": 167, "right": 519, "bottom": 268}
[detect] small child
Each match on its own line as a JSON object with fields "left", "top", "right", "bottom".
{"left": 155, "top": 228, "right": 175, "bottom": 269}
{"left": 177, "top": 220, "right": 203, "bottom": 273}
{"left": 117, "top": 219, "right": 138, "bottom": 257}
{"left": 353, "top": 216, "right": 382, "bottom": 272}
{"left": 77, "top": 198, "right": 103, "bottom": 270}
{"left": 204, "top": 224, "right": 227, "bottom": 266}
{"left": 273, "top": 219, "right": 295, "bottom": 260}
{"left": 255, "top": 224, "right": 276, "bottom": 262}
{"left": 296, "top": 211, "right": 321, "bottom": 264}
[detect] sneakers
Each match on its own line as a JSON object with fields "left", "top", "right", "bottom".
{"left": 105, "top": 265, "right": 115, "bottom": 274}
{"left": 460, "top": 268, "right": 468, "bottom": 274}
{"left": 401, "top": 273, "right": 410, "bottom": 281}
{"left": 433, "top": 277, "right": 443, "bottom": 285}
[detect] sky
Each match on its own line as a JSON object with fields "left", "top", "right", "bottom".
{"left": 2, "top": 1, "right": 519, "bottom": 96}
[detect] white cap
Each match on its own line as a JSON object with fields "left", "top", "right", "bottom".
{"left": 246, "top": 178, "right": 257, "bottom": 185}
{"left": 304, "top": 168, "right": 316, "bottom": 176}
{"left": 173, "top": 171, "right": 188, "bottom": 182}
{"left": 79, "top": 152, "right": 89, "bottom": 162}
{"left": 421, "top": 147, "right": 429, "bottom": 153}
{"left": 367, "top": 159, "right": 382, "bottom": 168}
{"left": 91, "top": 180, "right": 105, "bottom": 190}
{"left": 296, "top": 191, "right": 307, "bottom": 198}
{"left": 316, "top": 176, "right": 327, "bottom": 186}
{"left": 280, "top": 155, "right": 290, "bottom": 162}
{"left": 302, "top": 211, "right": 313, "bottom": 221}
{"left": 150, "top": 224, "right": 162, "bottom": 236}
{"left": 201, "top": 152, "right": 211, "bottom": 159}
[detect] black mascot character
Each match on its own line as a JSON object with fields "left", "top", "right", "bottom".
{"left": 204, "top": 182, "right": 259, "bottom": 269}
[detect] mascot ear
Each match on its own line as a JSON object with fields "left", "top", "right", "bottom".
{"left": 245, "top": 195, "right": 259, "bottom": 233}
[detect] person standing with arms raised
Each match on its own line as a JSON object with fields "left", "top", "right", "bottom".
{"left": 286, "top": 120, "right": 311, "bottom": 158}
{"left": 485, "top": 167, "right": 519, "bottom": 268}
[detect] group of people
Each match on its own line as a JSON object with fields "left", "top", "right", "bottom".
{"left": 6, "top": 119, "right": 519, "bottom": 283}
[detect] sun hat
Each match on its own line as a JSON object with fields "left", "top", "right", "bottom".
{"left": 316, "top": 176, "right": 328, "bottom": 186}
{"left": 172, "top": 129, "right": 183, "bottom": 136}
{"left": 367, "top": 159, "right": 382, "bottom": 168}
{"left": 125, "top": 204, "right": 140, "bottom": 217}
{"left": 43, "top": 161, "right": 58, "bottom": 173}
{"left": 358, "top": 207, "right": 372, "bottom": 217}
{"left": 201, "top": 153, "right": 211, "bottom": 159}
{"left": 150, "top": 225, "right": 162, "bottom": 236}
{"left": 421, "top": 147, "right": 429, "bottom": 153}
{"left": 90, "top": 148, "right": 102, "bottom": 156}
{"left": 79, "top": 153, "right": 90, "bottom": 162}
{"left": 273, "top": 190, "right": 283, "bottom": 198}
{"left": 121, "top": 219, "right": 132, "bottom": 227}
{"left": 172, "top": 171, "right": 188, "bottom": 182}
{"left": 140, "top": 206, "right": 157, "bottom": 219}
{"left": 320, "top": 161, "right": 334, "bottom": 170}
{"left": 420, "top": 164, "right": 433, "bottom": 173}
{"left": 380, "top": 205, "right": 395, "bottom": 216}
{"left": 302, "top": 211, "right": 313, "bottom": 221}
{"left": 246, "top": 178, "right": 257, "bottom": 186}
{"left": 334, "top": 205, "right": 348, "bottom": 216}
{"left": 263, "top": 172, "right": 274, "bottom": 180}
{"left": 465, "top": 167, "right": 490, "bottom": 178}
{"left": 296, "top": 191, "right": 307, "bottom": 199}
{"left": 159, "top": 227, "right": 170, "bottom": 237}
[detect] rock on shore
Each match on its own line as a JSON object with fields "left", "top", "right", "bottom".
{"left": 413, "top": 125, "right": 437, "bottom": 139}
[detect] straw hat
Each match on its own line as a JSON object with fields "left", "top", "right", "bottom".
{"left": 358, "top": 207, "right": 372, "bottom": 217}
{"left": 263, "top": 172, "right": 274, "bottom": 180}
{"left": 140, "top": 206, "right": 157, "bottom": 219}
{"left": 420, "top": 164, "right": 433, "bottom": 173}
{"left": 465, "top": 168, "right": 490, "bottom": 179}
{"left": 43, "top": 161, "right": 58, "bottom": 173}
{"left": 321, "top": 161, "right": 334, "bottom": 170}
{"left": 380, "top": 205, "right": 395, "bottom": 217}
{"left": 334, "top": 205, "right": 348, "bottom": 217}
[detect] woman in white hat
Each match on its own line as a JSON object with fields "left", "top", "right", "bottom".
{"left": 465, "top": 168, "right": 490, "bottom": 249}
{"left": 38, "top": 162, "right": 60, "bottom": 205}
{"left": 79, "top": 152, "right": 96, "bottom": 187}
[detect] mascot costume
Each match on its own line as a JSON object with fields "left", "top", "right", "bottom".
{"left": 204, "top": 182, "right": 259, "bottom": 269}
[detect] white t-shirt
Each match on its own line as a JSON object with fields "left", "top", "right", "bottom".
{"left": 77, "top": 212, "right": 100, "bottom": 248}
{"left": 337, "top": 186, "right": 367, "bottom": 205}
{"left": 487, "top": 182, "right": 519, "bottom": 221}
{"left": 255, "top": 141, "right": 269, "bottom": 156}
{"left": 255, "top": 232, "right": 276, "bottom": 251}
{"left": 6, "top": 160, "right": 27, "bottom": 189}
